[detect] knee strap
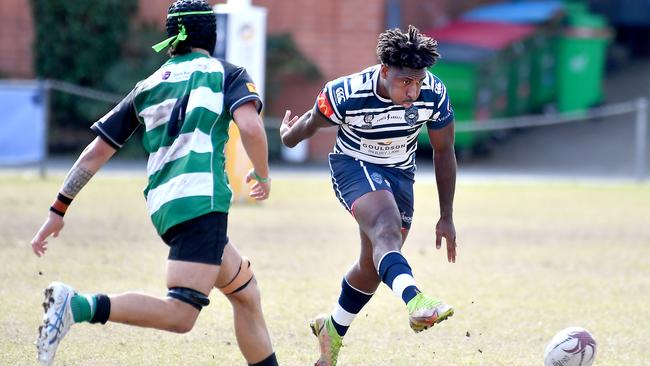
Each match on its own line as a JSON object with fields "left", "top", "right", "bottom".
{"left": 167, "top": 287, "right": 210, "bottom": 311}
{"left": 219, "top": 257, "right": 254, "bottom": 295}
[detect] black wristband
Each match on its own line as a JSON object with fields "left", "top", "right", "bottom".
{"left": 57, "top": 193, "right": 73, "bottom": 205}
{"left": 49, "top": 206, "right": 65, "bottom": 217}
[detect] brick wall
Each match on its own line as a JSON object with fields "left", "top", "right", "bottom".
{"left": 0, "top": 0, "right": 34, "bottom": 77}
{"left": 257, "top": 0, "right": 383, "bottom": 78}
{"left": 256, "top": 0, "right": 384, "bottom": 103}
{"left": 253, "top": 0, "right": 387, "bottom": 160}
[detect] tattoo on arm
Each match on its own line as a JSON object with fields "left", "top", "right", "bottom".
{"left": 62, "top": 166, "right": 95, "bottom": 197}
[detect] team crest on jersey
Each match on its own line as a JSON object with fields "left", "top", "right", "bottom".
{"left": 434, "top": 81, "right": 443, "bottom": 94}
{"left": 370, "top": 172, "right": 383, "bottom": 184}
{"left": 404, "top": 105, "right": 419, "bottom": 125}
{"left": 162, "top": 71, "right": 171, "bottom": 80}
{"left": 317, "top": 90, "right": 334, "bottom": 118}
{"left": 361, "top": 113, "right": 374, "bottom": 129}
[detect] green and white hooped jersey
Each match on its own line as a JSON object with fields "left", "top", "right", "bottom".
{"left": 91, "top": 52, "right": 262, "bottom": 235}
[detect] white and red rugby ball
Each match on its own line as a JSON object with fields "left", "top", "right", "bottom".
{"left": 544, "top": 326, "right": 597, "bottom": 366}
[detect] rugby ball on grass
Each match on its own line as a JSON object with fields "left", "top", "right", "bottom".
{"left": 544, "top": 326, "right": 597, "bottom": 366}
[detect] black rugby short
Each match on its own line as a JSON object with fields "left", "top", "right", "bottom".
{"left": 161, "top": 212, "right": 229, "bottom": 265}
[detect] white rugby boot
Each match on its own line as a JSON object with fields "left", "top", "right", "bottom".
{"left": 36, "top": 281, "right": 76, "bottom": 366}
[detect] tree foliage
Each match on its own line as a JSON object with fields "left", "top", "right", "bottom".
{"left": 31, "top": 0, "right": 137, "bottom": 85}
{"left": 30, "top": 0, "right": 139, "bottom": 152}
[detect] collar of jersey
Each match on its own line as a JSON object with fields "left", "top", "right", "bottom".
{"left": 164, "top": 51, "right": 210, "bottom": 66}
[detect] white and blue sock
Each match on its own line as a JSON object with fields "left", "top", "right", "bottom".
{"left": 330, "top": 277, "right": 373, "bottom": 337}
{"left": 377, "top": 251, "right": 419, "bottom": 304}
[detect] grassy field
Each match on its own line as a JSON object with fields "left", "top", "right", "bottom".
{"left": 0, "top": 172, "right": 649, "bottom": 365}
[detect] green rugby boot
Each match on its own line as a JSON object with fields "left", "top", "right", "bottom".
{"left": 407, "top": 293, "right": 454, "bottom": 333}
{"left": 310, "top": 313, "right": 343, "bottom": 366}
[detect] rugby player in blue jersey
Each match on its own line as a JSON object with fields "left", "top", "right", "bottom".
{"left": 280, "top": 25, "right": 457, "bottom": 366}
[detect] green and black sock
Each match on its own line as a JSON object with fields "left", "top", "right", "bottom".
{"left": 70, "top": 294, "right": 96, "bottom": 323}
{"left": 70, "top": 293, "right": 111, "bottom": 324}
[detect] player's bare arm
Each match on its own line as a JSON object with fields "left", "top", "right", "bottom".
{"left": 428, "top": 122, "right": 457, "bottom": 263}
{"left": 61, "top": 165, "right": 94, "bottom": 197}
{"left": 31, "top": 137, "right": 116, "bottom": 256}
{"left": 233, "top": 100, "right": 271, "bottom": 200}
{"left": 280, "top": 104, "right": 333, "bottom": 148}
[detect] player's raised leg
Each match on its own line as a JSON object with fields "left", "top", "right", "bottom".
{"left": 353, "top": 190, "right": 454, "bottom": 333}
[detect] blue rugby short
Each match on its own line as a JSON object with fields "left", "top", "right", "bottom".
{"left": 328, "top": 153, "right": 415, "bottom": 229}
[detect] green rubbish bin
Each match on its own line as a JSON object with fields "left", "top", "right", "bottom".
{"left": 506, "top": 38, "right": 535, "bottom": 116}
{"left": 530, "top": 29, "right": 559, "bottom": 111}
{"left": 427, "top": 21, "right": 537, "bottom": 117}
{"left": 421, "top": 42, "right": 508, "bottom": 152}
{"left": 562, "top": 1, "right": 589, "bottom": 16}
{"left": 556, "top": 12, "right": 611, "bottom": 111}
{"left": 462, "top": 1, "right": 565, "bottom": 112}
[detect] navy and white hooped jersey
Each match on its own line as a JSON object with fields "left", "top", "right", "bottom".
{"left": 315, "top": 64, "right": 454, "bottom": 170}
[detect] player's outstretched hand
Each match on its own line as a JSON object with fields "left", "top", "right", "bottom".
{"left": 31, "top": 212, "right": 65, "bottom": 257}
{"left": 245, "top": 169, "right": 271, "bottom": 201}
{"left": 435, "top": 217, "right": 457, "bottom": 263}
{"left": 279, "top": 110, "right": 300, "bottom": 147}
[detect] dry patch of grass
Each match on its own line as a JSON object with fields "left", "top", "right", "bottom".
{"left": 0, "top": 175, "right": 648, "bottom": 365}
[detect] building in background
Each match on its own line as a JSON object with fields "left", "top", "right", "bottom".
{"left": 0, "top": 0, "right": 498, "bottom": 160}
{"left": 0, "top": 0, "right": 34, "bottom": 78}
{"left": 0, "top": 0, "right": 497, "bottom": 98}
{"left": 3, "top": 0, "right": 645, "bottom": 161}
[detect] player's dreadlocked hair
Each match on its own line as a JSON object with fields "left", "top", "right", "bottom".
{"left": 166, "top": 0, "right": 217, "bottom": 55}
{"left": 376, "top": 25, "right": 440, "bottom": 69}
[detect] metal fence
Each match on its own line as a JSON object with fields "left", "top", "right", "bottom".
{"left": 454, "top": 98, "right": 648, "bottom": 182}
{"left": 3, "top": 79, "right": 647, "bottom": 182}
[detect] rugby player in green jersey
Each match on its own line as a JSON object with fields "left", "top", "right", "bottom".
{"left": 30, "top": 1, "right": 278, "bottom": 365}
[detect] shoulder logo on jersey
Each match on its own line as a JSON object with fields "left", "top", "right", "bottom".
{"left": 246, "top": 82, "right": 258, "bottom": 93}
{"left": 434, "top": 81, "right": 443, "bottom": 94}
{"left": 335, "top": 87, "right": 346, "bottom": 105}
{"left": 404, "top": 105, "right": 419, "bottom": 126}
{"left": 317, "top": 90, "right": 334, "bottom": 118}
